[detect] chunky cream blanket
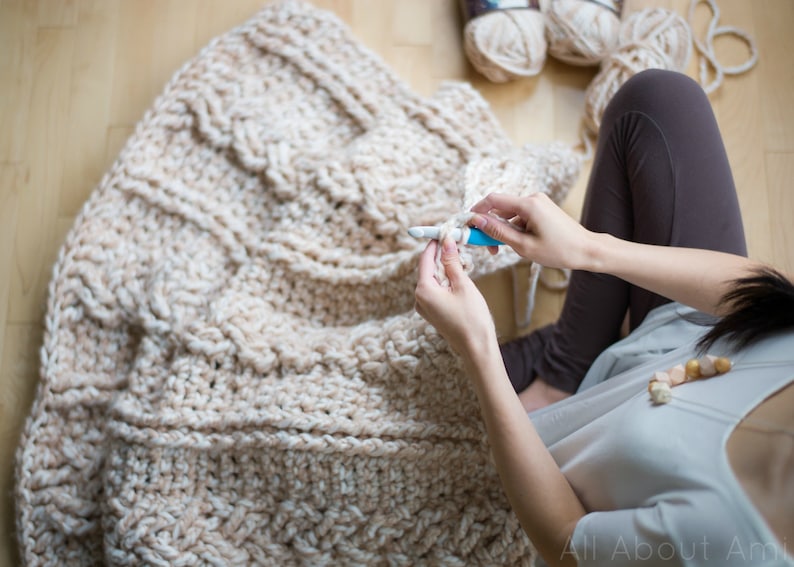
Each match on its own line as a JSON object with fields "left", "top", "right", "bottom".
{"left": 16, "top": 1, "right": 580, "bottom": 564}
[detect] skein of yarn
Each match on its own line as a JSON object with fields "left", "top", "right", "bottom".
{"left": 584, "top": 8, "right": 692, "bottom": 133}
{"left": 462, "top": 0, "right": 548, "bottom": 82}
{"left": 545, "top": 0, "right": 623, "bottom": 66}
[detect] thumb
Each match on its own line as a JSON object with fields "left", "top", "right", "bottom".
{"left": 440, "top": 237, "right": 466, "bottom": 286}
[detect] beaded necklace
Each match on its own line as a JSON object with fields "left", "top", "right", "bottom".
{"left": 647, "top": 356, "right": 794, "bottom": 439}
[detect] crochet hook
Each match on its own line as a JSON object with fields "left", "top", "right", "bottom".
{"left": 407, "top": 226, "right": 504, "bottom": 247}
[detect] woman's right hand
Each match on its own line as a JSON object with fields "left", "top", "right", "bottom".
{"left": 470, "top": 192, "right": 595, "bottom": 270}
{"left": 414, "top": 238, "right": 497, "bottom": 357}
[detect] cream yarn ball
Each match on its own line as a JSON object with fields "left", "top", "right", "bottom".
{"left": 463, "top": 4, "right": 548, "bottom": 82}
{"left": 545, "top": 0, "right": 621, "bottom": 65}
{"left": 584, "top": 8, "right": 692, "bottom": 133}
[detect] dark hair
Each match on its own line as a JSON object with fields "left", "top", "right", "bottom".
{"left": 696, "top": 267, "right": 794, "bottom": 353}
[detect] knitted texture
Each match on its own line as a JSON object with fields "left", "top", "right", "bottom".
{"left": 15, "top": 1, "right": 581, "bottom": 565}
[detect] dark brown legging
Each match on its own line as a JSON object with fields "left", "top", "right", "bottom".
{"left": 501, "top": 69, "right": 747, "bottom": 394}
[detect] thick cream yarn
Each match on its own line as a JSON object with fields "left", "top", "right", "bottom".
{"left": 545, "top": 0, "right": 621, "bottom": 65}
{"left": 466, "top": 0, "right": 758, "bottom": 140}
{"left": 584, "top": 8, "right": 692, "bottom": 133}
{"left": 463, "top": 0, "right": 621, "bottom": 80}
{"left": 15, "top": 1, "right": 582, "bottom": 565}
{"left": 463, "top": 2, "right": 548, "bottom": 82}
{"left": 434, "top": 149, "right": 580, "bottom": 289}
{"left": 583, "top": 0, "right": 758, "bottom": 135}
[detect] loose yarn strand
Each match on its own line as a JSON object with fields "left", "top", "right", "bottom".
{"left": 539, "top": 266, "right": 571, "bottom": 291}
{"left": 433, "top": 213, "right": 476, "bottom": 287}
{"left": 511, "top": 264, "right": 570, "bottom": 329}
{"left": 512, "top": 262, "right": 543, "bottom": 329}
{"left": 688, "top": 0, "right": 758, "bottom": 95}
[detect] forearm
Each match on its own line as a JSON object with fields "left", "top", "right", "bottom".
{"left": 470, "top": 194, "right": 776, "bottom": 315}
{"left": 414, "top": 235, "right": 583, "bottom": 564}
{"left": 462, "top": 336, "right": 584, "bottom": 567}
{"left": 585, "top": 232, "right": 767, "bottom": 316}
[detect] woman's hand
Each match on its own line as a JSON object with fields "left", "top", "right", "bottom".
{"left": 471, "top": 192, "right": 768, "bottom": 316}
{"left": 414, "top": 237, "right": 496, "bottom": 356}
{"left": 416, "top": 236, "right": 586, "bottom": 567}
{"left": 470, "top": 192, "right": 595, "bottom": 270}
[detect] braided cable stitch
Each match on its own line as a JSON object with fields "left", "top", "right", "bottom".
{"left": 15, "top": 1, "right": 580, "bottom": 565}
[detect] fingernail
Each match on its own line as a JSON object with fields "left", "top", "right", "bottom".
{"left": 442, "top": 237, "right": 456, "bottom": 254}
{"left": 471, "top": 214, "right": 486, "bottom": 229}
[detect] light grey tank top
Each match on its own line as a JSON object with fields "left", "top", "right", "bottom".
{"left": 531, "top": 302, "right": 794, "bottom": 566}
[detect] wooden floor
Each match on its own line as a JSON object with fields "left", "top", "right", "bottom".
{"left": 1, "top": 0, "right": 792, "bottom": 563}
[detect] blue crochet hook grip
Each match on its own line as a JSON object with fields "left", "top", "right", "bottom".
{"left": 407, "top": 226, "right": 504, "bottom": 247}
{"left": 465, "top": 227, "right": 503, "bottom": 246}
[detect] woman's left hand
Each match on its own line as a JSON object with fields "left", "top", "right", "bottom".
{"left": 414, "top": 237, "right": 496, "bottom": 356}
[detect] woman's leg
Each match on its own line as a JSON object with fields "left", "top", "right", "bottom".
{"left": 502, "top": 69, "right": 747, "bottom": 400}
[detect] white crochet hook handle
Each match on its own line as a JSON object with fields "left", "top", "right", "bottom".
{"left": 408, "top": 226, "right": 503, "bottom": 247}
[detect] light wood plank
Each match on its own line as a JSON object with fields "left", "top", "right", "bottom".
{"left": 310, "top": 0, "right": 353, "bottom": 25}
{"left": 475, "top": 270, "right": 516, "bottom": 339}
{"left": 753, "top": 0, "right": 794, "bottom": 152}
{"left": 59, "top": 0, "right": 119, "bottom": 217}
{"left": 0, "top": 324, "right": 43, "bottom": 434}
{"left": 511, "top": 72, "right": 557, "bottom": 146}
{"left": 393, "top": 0, "right": 433, "bottom": 46}
{"left": 0, "top": 0, "right": 37, "bottom": 164}
{"left": 709, "top": 1, "right": 773, "bottom": 263}
{"left": 104, "top": 125, "right": 135, "bottom": 167}
{"left": 551, "top": 63, "right": 597, "bottom": 149}
{"left": 194, "top": 0, "right": 270, "bottom": 47}
{"left": 430, "top": 0, "right": 469, "bottom": 80}
{"left": 109, "top": 0, "right": 199, "bottom": 127}
{"left": 7, "top": 28, "right": 75, "bottom": 324}
{"left": 36, "top": 0, "right": 78, "bottom": 27}
{"left": 390, "top": 45, "right": 438, "bottom": 97}
{"left": 765, "top": 153, "right": 794, "bottom": 274}
{"left": 352, "top": 0, "right": 396, "bottom": 65}
{"left": 0, "top": 166, "right": 19, "bottom": 355}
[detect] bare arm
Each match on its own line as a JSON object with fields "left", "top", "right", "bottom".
{"left": 461, "top": 339, "right": 584, "bottom": 566}
{"left": 414, "top": 240, "right": 584, "bottom": 567}
{"left": 585, "top": 233, "right": 763, "bottom": 316}
{"left": 470, "top": 192, "right": 775, "bottom": 316}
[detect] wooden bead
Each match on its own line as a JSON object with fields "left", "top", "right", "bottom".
{"left": 698, "top": 355, "right": 716, "bottom": 377}
{"left": 649, "top": 381, "right": 672, "bottom": 404}
{"left": 653, "top": 371, "right": 672, "bottom": 384}
{"left": 647, "top": 373, "right": 670, "bottom": 393}
{"left": 685, "top": 358, "right": 701, "bottom": 379}
{"left": 648, "top": 355, "right": 732, "bottom": 407}
{"left": 669, "top": 364, "right": 687, "bottom": 386}
{"left": 714, "top": 357, "right": 732, "bottom": 374}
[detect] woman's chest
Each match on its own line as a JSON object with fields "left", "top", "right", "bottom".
{"left": 554, "top": 397, "right": 729, "bottom": 510}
